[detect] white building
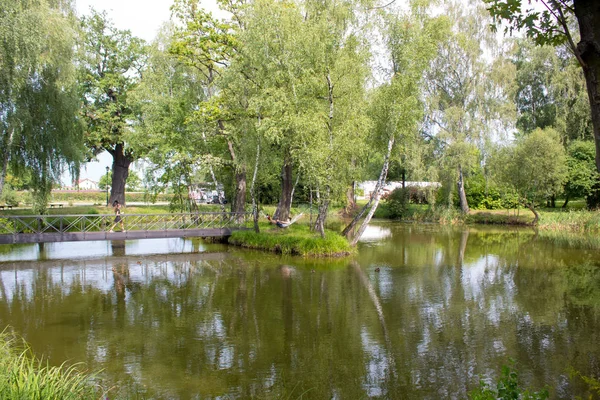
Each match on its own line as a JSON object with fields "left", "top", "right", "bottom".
{"left": 357, "top": 181, "right": 441, "bottom": 200}
{"left": 76, "top": 178, "right": 99, "bottom": 190}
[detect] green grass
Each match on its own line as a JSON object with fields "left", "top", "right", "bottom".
{"left": 0, "top": 329, "right": 105, "bottom": 400}
{"left": 229, "top": 223, "right": 354, "bottom": 257}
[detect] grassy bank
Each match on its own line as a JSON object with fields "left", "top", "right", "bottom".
{"left": 229, "top": 223, "right": 354, "bottom": 257}
{"left": 0, "top": 329, "right": 104, "bottom": 399}
{"left": 372, "top": 201, "right": 600, "bottom": 232}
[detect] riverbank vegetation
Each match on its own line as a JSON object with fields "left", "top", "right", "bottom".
{"left": 0, "top": 330, "right": 103, "bottom": 399}
{"left": 229, "top": 224, "right": 353, "bottom": 257}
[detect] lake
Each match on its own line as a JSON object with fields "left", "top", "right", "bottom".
{"left": 0, "top": 222, "right": 598, "bottom": 399}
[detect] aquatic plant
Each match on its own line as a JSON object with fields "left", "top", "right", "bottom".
{"left": 0, "top": 329, "right": 104, "bottom": 400}
{"left": 469, "top": 364, "right": 549, "bottom": 400}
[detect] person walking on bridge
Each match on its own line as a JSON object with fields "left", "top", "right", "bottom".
{"left": 108, "top": 200, "right": 126, "bottom": 232}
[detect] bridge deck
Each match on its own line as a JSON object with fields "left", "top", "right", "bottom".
{"left": 0, "top": 212, "right": 251, "bottom": 244}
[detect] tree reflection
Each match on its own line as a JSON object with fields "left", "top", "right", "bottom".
{"left": 0, "top": 230, "right": 599, "bottom": 398}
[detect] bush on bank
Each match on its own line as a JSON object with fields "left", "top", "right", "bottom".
{"left": 229, "top": 224, "right": 353, "bottom": 257}
{"left": 0, "top": 330, "right": 104, "bottom": 400}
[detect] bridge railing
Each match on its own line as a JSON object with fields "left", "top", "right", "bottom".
{"left": 0, "top": 212, "right": 252, "bottom": 236}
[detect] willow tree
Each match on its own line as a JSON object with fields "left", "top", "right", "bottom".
{"left": 0, "top": 0, "right": 84, "bottom": 212}
{"left": 79, "top": 10, "right": 147, "bottom": 206}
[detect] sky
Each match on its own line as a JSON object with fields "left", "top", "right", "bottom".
{"left": 73, "top": 0, "right": 221, "bottom": 184}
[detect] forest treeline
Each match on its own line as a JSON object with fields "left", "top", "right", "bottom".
{"left": 1, "top": 0, "right": 599, "bottom": 240}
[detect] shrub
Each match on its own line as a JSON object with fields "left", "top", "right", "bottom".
{"left": 0, "top": 188, "right": 19, "bottom": 207}
{"left": 386, "top": 188, "right": 410, "bottom": 219}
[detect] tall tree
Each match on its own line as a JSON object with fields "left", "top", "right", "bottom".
{"left": 424, "top": 1, "right": 513, "bottom": 214}
{"left": 129, "top": 25, "right": 207, "bottom": 211}
{"left": 0, "top": 0, "right": 84, "bottom": 212}
{"left": 484, "top": 0, "right": 600, "bottom": 172}
{"left": 169, "top": 0, "right": 246, "bottom": 213}
{"left": 512, "top": 39, "right": 592, "bottom": 141}
{"left": 79, "top": 10, "right": 147, "bottom": 206}
{"left": 344, "top": 3, "right": 447, "bottom": 244}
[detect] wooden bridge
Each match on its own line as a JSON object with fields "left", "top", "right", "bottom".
{"left": 0, "top": 212, "right": 252, "bottom": 244}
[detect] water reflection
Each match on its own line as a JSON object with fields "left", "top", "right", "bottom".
{"left": 0, "top": 225, "right": 598, "bottom": 399}
{"left": 0, "top": 237, "right": 214, "bottom": 262}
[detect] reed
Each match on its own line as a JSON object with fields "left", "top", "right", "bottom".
{"left": 0, "top": 329, "right": 103, "bottom": 400}
{"left": 537, "top": 210, "right": 600, "bottom": 232}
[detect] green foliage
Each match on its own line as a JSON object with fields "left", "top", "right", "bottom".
{"left": 469, "top": 363, "right": 549, "bottom": 400}
{"left": 79, "top": 10, "right": 146, "bottom": 158}
{"left": 491, "top": 127, "right": 568, "bottom": 209}
{"left": 0, "top": 188, "right": 19, "bottom": 207}
{"left": 0, "top": 0, "right": 84, "bottom": 198}
{"left": 0, "top": 329, "right": 103, "bottom": 399}
{"left": 483, "top": 0, "right": 571, "bottom": 48}
{"left": 386, "top": 188, "right": 410, "bottom": 219}
{"left": 567, "top": 367, "right": 600, "bottom": 398}
{"left": 564, "top": 140, "right": 599, "bottom": 201}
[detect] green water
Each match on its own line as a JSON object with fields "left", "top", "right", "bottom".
{"left": 0, "top": 222, "right": 599, "bottom": 399}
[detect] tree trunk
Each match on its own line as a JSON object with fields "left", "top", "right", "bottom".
{"left": 344, "top": 182, "right": 357, "bottom": 215}
{"left": 225, "top": 134, "right": 247, "bottom": 216}
{"left": 457, "top": 164, "right": 470, "bottom": 214}
{"left": 457, "top": 164, "right": 469, "bottom": 213}
{"left": 562, "top": 194, "right": 570, "bottom": 209}
{"left": 574, "top": 0, "right": 600, "bottom": 172}
{"left": 275, "top": 156, "right": 293, "bottom": 222}
{"left": 348, "top": 136, "right": 395, "bottom": 246}
{"left": 251, "top": 141, "right": 261, "bottom": 233}
{"left": 343, "top": 137, "right": 395, "bottom": 238}
{"left": 0, "top": 128, "right": 14, "bottom": 195}
{"left": 526, "top": 202, "right": 540, "bottom": 225}
{"left": 108, "top": 143, "right": 132, "bottom": 206}
{"left": 314, "top": 188, "right": 330, "bottom": 238}
{"left": 232, "top": 167, "right": 247, "bottom": 214}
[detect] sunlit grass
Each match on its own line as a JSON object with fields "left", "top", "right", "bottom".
{"left": 229, "top": 223, "right": 354, "bottom": 257}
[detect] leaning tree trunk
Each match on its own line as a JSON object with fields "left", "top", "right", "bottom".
{"left": 562, "top": 193, "right": 570, "bottom": 209}
{"left": 457, "top": 164, "right": 470, "bottom": 214}
{"left": 348, "top": 136, "right": 395, "bottom": 246}
{"left": 274, "top": 156, "right": 293, "bottom": 222}
{"left": 343, "top": 136, "right": 395, "bottom": 239}
{"left": 525, "top": 201, "right": 540, "bottom": 225}
{"left": 108, "top": 143, "right": 132, "bottom": 206}
{"left": 574, "top": 0, "right": 600, "bottom": 172}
